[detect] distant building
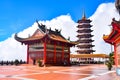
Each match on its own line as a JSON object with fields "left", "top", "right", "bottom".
{"left": 76, "top": 12, "right": 95, "bottom": 54}
{"left": 14, "top": 21, "right": 76, "bottom": 65}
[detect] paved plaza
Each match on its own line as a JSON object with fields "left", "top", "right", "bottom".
{"left": 0, "top": 64, "right": 120, "bottom": 80}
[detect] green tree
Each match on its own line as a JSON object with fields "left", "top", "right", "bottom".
{"left": 106, "top": 52, "right": 114, "bottom": 70}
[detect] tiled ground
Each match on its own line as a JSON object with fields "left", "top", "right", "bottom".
{"left": 0, "top": 64, "right": 120, "bottom": 80}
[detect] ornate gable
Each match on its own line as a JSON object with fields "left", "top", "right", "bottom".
{"left": 32, "top": 29, "right": 44, "bottom": 37}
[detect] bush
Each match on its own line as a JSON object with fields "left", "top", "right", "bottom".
{"left": 14, "top": 59, "right": 19, "bottom": 66}
{"left": 105, "top": 52, "right": 114, "bottom": 70}
{"left": 37, "top": 59, "right": 42, "bottom": 67}
{"left": 106, "top": 60, "right": 113, "bottom": 70}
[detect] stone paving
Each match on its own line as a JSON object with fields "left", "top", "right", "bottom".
{"left": 0, "top": 64, "right": 120, "bottom": 80}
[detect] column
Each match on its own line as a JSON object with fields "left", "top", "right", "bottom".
{"left": 68, "top": 47, "right": 70, "bottom": 65}
{"left": 54, "top": 42, "right": 56, "bottom": 63}
{"left": 44, "top": 40, "right": 47, "bottom": 64}
{"left": 27, "top": 44, "right": 29, "bottom": 64}
{"left": 114, "top": 44, "right": 118, "bottom": 67}
{"left": 62, "top": 44, "right": 64, "bottom": 61}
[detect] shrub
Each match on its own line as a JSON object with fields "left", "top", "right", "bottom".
{"left": 37, "top": 59, "right": 42, "bottom": 67}
{"left": 105, "top": 52, "right": 114, "bottom": 70}
{"left": 14, "top": 59, "right": 19, "bottom": 66}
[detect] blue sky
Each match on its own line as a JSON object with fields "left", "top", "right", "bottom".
{"left": 0, "top": 0, "right": 114, "bottom": 41}
{"left": 0, "top": 0, "right": 118, "bottom": 60}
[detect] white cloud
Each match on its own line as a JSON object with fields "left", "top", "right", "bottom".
{"left": 0, "top": 14, "right": 77, "bottom": 61}
{"left": 0, "top": 2, "right": 118, "bottom": 61}
{"left": 90, "top": 2, "right": 119, "bottom": 54}
{"left": 0, "top": 35, "right": 26, "bottom": 61}
{"left": 38, "top": 14, "right": 77, "bottom": 41}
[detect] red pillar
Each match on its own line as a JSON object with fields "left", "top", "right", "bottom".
{"left": 62, "top": 44, "right": 64, "bottom": 61}
{"left": 114, "top": 44, "right": 118, "bottom": 67}
{"left": 27, "top": 44, "right": 29, "bottom": 64}
{"left": 44, "top": 41, "right": 47, "bottom": 64}
{"left": 54, "top": 42, "right": 56, "bottom": 63}
{"left": 68, "top": 47, "right": 70, "bottom": 64}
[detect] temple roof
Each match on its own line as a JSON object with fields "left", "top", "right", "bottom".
{"left": 103, "top": 18, "right": 120, "bottom": 44}
{"left": 15, "top": 21, "right": 77, "bottom": 46}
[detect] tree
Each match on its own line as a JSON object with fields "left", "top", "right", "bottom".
{"left": 105, "top": 52, "right": 114, "bottom": 70}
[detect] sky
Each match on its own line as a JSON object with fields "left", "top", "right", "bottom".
{"left": 0, "top": 0, "right": 114, "bottom": 41}
{"left": 0, "top": 0, "right": 118, "bottom": 61}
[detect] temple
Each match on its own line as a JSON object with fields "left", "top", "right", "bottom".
{"left": 76, "top": 12, "right": 95, "bottom": 54}
{"left": 14, "top": 21, "right": 76, "bottom": 65}
{"left": 103, "top": 18, "right": 120, "bottom": 67}
{"left": 103, "top": 0, "right": 120, "bottom": 67}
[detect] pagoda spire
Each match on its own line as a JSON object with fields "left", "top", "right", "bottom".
{"left": 82, "top": 9, "right": 86, "bottom": 20}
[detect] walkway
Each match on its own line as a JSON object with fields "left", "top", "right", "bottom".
{"left": 0, "top": 64, "right": 119, "bottom": 80}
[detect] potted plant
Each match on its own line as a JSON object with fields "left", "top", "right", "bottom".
{"left": 105, "top": 52, "right": 114, "bottom": 70}
{"left": 106, "top": 60, "right": 113, "bottom": 70}
{"left": 37, "top": 59, "right": 42, "bottom": 67}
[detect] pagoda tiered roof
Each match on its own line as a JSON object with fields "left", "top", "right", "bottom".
{"left": 77, "top": 18, "right": 92, "bottom": 23}
{"left": 78, "top": 39, "right": 94, "bottom": 43}
{"left": 77, "top": 29, "right": 93, "bottom": 33}
{"left": 76, "top": 50, "right": 95, "bottom": 54}
{"left": 77, "top": 24, "right": 92, "bottom": 28}
{"left": 77, "top": 45, "right": 95, "bottom": 48}
{"left": 77, "top": 34, "right": 94, "bottom": 38}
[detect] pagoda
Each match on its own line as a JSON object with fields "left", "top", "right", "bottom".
{"left": 76, "top": 12, "right": 95, "bottom": 54}
{"left": 14, "top": 21, "right": 76, "bottom": 65}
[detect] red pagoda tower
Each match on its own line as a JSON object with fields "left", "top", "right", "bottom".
{"left": 15, "top": 21, "right": 76, "bottom": 65}
{"left": 76, "top": 12, "right": 95, "bottom": 54}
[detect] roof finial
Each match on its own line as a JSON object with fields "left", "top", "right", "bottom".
{"left": 82, "top": 9, "right": 86, "bottom": 20}
{"left": 36, "top": 19, "right": 41, "bottom": 27}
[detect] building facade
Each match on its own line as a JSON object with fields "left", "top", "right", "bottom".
{"left": 15, "top": 21, "right": 76, "bottom": 65}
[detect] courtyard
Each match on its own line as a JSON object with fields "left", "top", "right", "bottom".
{"left": 0, "top": 64, "right": 120, "bottom": 80}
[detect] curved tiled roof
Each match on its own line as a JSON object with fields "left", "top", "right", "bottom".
{"left": 14, "top": 22, "right": 76, "bottom": 46}
{"left": 103, "top": 18, "right": 120, "bottom": 44}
